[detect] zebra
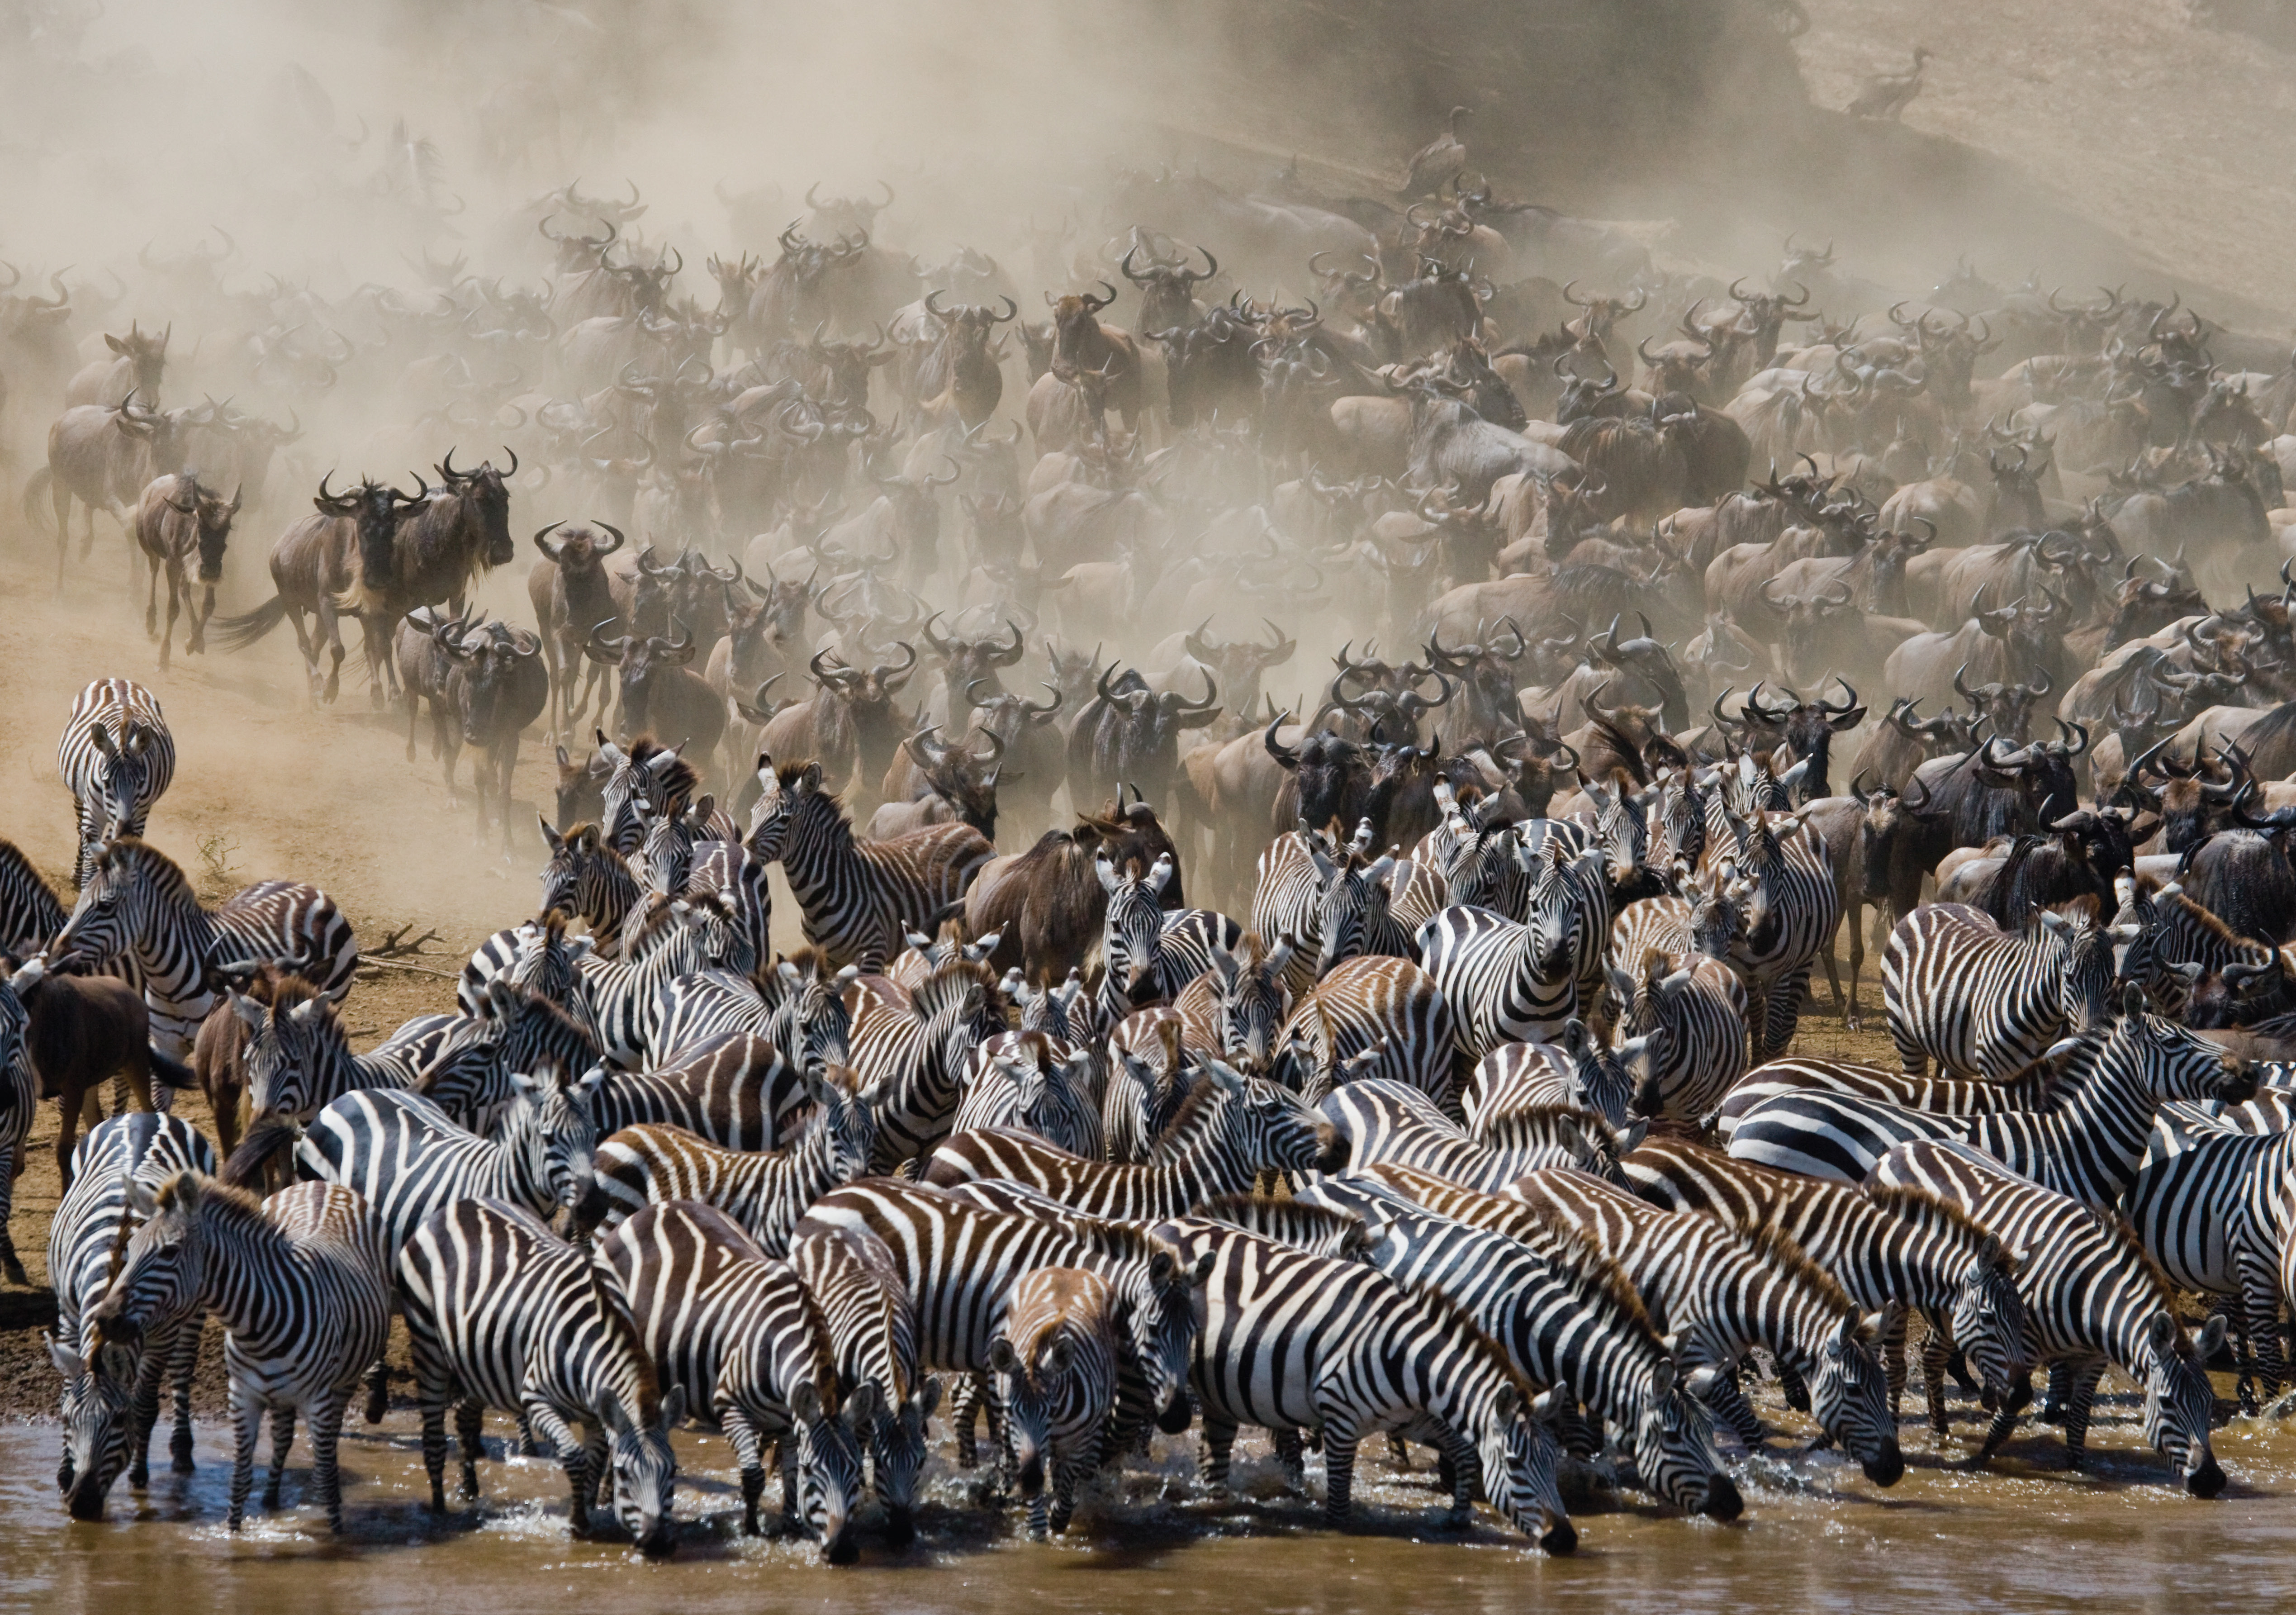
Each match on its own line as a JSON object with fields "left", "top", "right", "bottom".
{"left": 746, "top": 758, "right": 994, "bottom": 971}
{"left": 788, "top": 1212, "right": 941, "bottom": 1547}
{"left": 581, "top": 1078, "right": 876, "bottom": 1254}
{"left": 1620, "top": 1135, "right": 2035, "bottom": 1431}
{"left": 0, "top": 835, "right": 71, "bottom": 953}
{"left": 2122, "top": 1121, "right": 2296, "bottom": 1408}
{"left": 600, "top": 1200, "right": 866, "bottom": 1555}
{"left": 1518, "top": 803, "right": 1637, "bottom": 1020}
{"left": 1417, "top": 848, "right": 1590, "bottom": 1065}
{"left": 1303, "top": 826, "right": 1418, "bottom": 977}
{"left": 1705, "top": 806, "right": 1839, "bottom": 1064}
{"left": 1461, "top": 1021, "right": 1637, "bottom": 1132}
{"left": 0, "top": 972, "right": 32, "bottom": 1283}
{"left": 1251, "top": 827, "right": 1340, "bottom": 996}
{"left": 950, "top": 1031, "right": 1104, "bottom": 1157}
{"left": 847, "top": 957, "right": 1005, "bottom": 1172}
{"left": 991, "top": 1266, "right": 1120, "bottom": 1536}
{"left": 537, "top": 819, "right": 642, "bottom": 955}
{"left": 1882, "top": 901, "right": 2127, "bottom": 1078}
{"left": 804, "top": 1178, "right": 1209, "bottom": 1467}
{"left": 1727, "top": 990, "right": 2257, "bottom": 1204}
{"left": 1154, "top": 1212, "right": 1576, "bottom": 1548}
{"left": 1277, "top": 955, "right": 1460, "bottom": 1107}
{"left": 586, "top": 1031, "right": 811, "bottom": 1151}
{"left": 52, "top": 838, "right": 357, "bottom": 1058}
{"left": 1711, "top": 1051, "right": 2064, "bottom": 1141}
{"left": 649, "top": 958, "right": 857, "bottom": 1073}
{"left": 924, "top": 1060, "right": 1341, "bottom": 1216}
{"left": 598, "top": 734, "right": 719, "bottom": 855}
{"left": 91, "top": 1173, "right": 392, "bottom": 1532}
{"left": 688, "top": 836, "right": 773, "bottom": 973}
{"left": 229, "top": 975, "right": 506, "bottom": 1135}
{"left": 455, "top": 908, "right": 597, "bottom": 1018}
{"left": 1607, "top": 944, "right": 1746, "bottom": 1121}
{"left": 1320, "top": 1079, "right": 1631, "bottom": 1191}
{"left": 59, "top": 678, "right": 176, "bottom": 887}
{"left": 1166, "top": 932, "right": 1296, "bottom": 1071}
{"left": 396, "top": 1196, "right": 684, "bottom": 1548}
{"left": 1299, "top": 1175, "right": 1742, "bottom": 1520}
{"left": 47, "top": 1112, "right": 215, "bottom": 1518}
{"left": 578, "top": 893, "right": 754, "bottom": 1067}
{"left": 1397, "top": 1164, "right": 1902, "bottom": 1482}
{"left": 1102, "top": 1018, "right": 1195, "bottom": 1164}
{"left": 1094, "top": 853, "right": 1244, "bottom": 1027}
{"left": 1869, "top": 1139, "right": 2226, "bottom": 1494}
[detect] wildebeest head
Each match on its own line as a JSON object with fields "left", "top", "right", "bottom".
{"left": 1182, "top": 619, "right": 1296, "bottom": 715}
{"left": 443, "top": 618, "right": 544, "bottom": 746}
{"left": 922, "top": 613, "right": 1025, "bottom": 714}
{"left": 901, "top": 724, "right": 1003, "bottom": 841}
{"left": 1952, "top": 663, "right": 2048, "bottom": 746}
{"left": 166, "top": 475, "right": 241, "bottom": 582}
{"left": 104, "top": 319, "right": 169, "bottom": 396}
{"left": 533, "top": 518, "right": 626, "bottom": 585}
{"left": 1120, "top": 240, "right": 1217, "bottom": 334}
{"left": 435, "top": 445, "right": 518, "bottom": 566}
{"left": 316, "top": 470, "right": 425, "bottom": 598}
{"left": 587, "top": 621, "right": 697, "bottom": 738}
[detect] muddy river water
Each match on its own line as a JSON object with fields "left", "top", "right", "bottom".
{"left": 5, "top": 1395, "right": 2293, "bottom": 1615}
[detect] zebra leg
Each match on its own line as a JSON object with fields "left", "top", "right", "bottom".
{"left": 1198, "top": 1416, "right": 1238, "bottom": 1492}
{"left": 1320, "top": 1424, "right": 1361, "bottom": 1528}
{"left": 128, "top": 1345, "right": 165, "bottom": 1490}
{"left": 952, "top": 1372, "right": 986, "bottom": 1469}
{"left": 414, "top": 1368, "right": 453, "bottom": 1512}
{"left": 1696, "top": 1366, "right": 1770, "bottom": 1447}
{"left": 2059, "top": 1360, "right": 2107, "bottom": 1468}
{"left": 456, "top": 1398, "right": 487, "bottom": 1500}
{"left": 261, "top": 1403, "right": 297, "bottom": 1511}
{"left": 226, "top": 1387, "right": 262, "bottom": 1532}
{"left": 1273, "top": 1428, "right": 1307, "bottom": 1490}
{"left": 719, "top": 1409, "right": 767, "bottom": 1536}
{"left": 1757, "top": 962, "right": 1814, "bottom": 1063}
{"left": 2238, "top": 1258, "right": 2287, "bottom": 1406}
{"left": 2040, "top": 1361, "right": 2074, "bottom": 1426}
{"left": 1879, "top": 1308, "right": 1910, "bottom": 1421}
{"left": 517, "top": 1406, "right": 541, "bottom": 1456}
{"left": 1774, "top": 1356, "right": 1812, "bottom": 1413}
{"left": 1917, "top": 1314, "right": 1954, "bottom": 1435}
{"left": 364, "top": 1358, "right": 390, "bottom": 1425}
{"left": 308, "top": 1390, "right": 352, "bottom": 1533}
{"left": 524, "top": 1401, "right": 591, "bottom": 1536}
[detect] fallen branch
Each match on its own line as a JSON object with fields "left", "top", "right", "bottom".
{"left": 359, "top": 957, "right": 460, "bottom": 980}
{"left": 373, "top": 922, "right": 446, "bottom": 959}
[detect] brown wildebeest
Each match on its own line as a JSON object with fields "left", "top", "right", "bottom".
{"left": 213, "top": 474, "right": 418, "bottom": 706}
{"left": 527, "top": 519, "right": 627, "bottom": 739}
{"left": 133, "top": 472, "right": 239, "bottom": 668}
{"left": 3, "top": 953, "right": 184, "bottom": 1189}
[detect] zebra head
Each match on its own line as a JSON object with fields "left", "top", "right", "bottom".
{"left": 538, "top": 822, "right": 626, "bottom": 927}
{"left": 85, "top": 721, "right": 162, "bottom": 846}
{"left": 987, "top": 1330, "right": 1062, "bottom": 1503}
{"left": 599, "top": 1372, "right": 685, "bottom": 1555}
{"left": 2036, "top": 905, "right": 2122, "bottom": 1035}
{"left": 1208, "top": 934, "right": 1294, "bottom": 1071}
{"left": 508, "top": 1064, "right": 603, "bottom": 1215}
{"left": 1685, "top": 860, "right": 1750, "bottom": 958}
{"left": 811, "top": 1072, "right": 878, "bottom": 1187}
{"left": 1951, "top": 1233, "right": 2036, "bottom": 1401}
{"left": 784, "top": 1379, "right": 867, "bottom": 1563}
{"left": 869, "top": 1375, "right": 941, "bottom": 1547}
{"left": 52, "top": 842, "right": 156, "bottom": 969}
{"left": 2101, "top": 983, "right": 2258, "bottom": 1105}
{"left": 1115, "top": 1239, "right": 1213, "bottom": 1435}
{"left": 1307, "top": 823, "right": 1398, "bottom": 979}
{"left": 1096, "top": 851, "right": 1172, "bottom": 1008}
{"left": 48, "top": 1331, "right": 139, "bottom": 1520}
{"left": 1476, "top": 1383, "right": 1576, "bottom": 1553}
{"left": 1630, "top": 1358, "right": 1740, "bottom": 1520}
{"left": 1799, "top": 1308, "right": 1904, "bottom": 1487}
{"left": 1207, "top": 1059, "right": 1347, "bottom": 1177}
{"left": 1559, "top": 1019, "right": 1636, "bottom": 1129}
{"left": 2138, "top": 1308, "right": 2227, "bottom": 1497}
{"left": 90, "top": 1171, "right": 226, "bottom": 1353}
{"left": 235, "top": 982, "right": 344, "bottom": 1125}
{"left": 744, "top": 756, "right": 820, "bottom": 864}
{"left": 1518, "top": 846, "right": 1582, "bottom": 981}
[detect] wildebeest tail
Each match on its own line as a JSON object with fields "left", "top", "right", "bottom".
{"left": 19, "top": 469, "right": 53, "bottom": 537}
{"left": 211, "top": 594, "right": 290, "bottom": 651}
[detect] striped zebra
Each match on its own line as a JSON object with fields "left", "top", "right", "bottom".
{"left": 1166, "top": 932, "right": 1296, "bottom": 1071}
{"left": 1278, "top": 955, "right": 1460, "bottom": 1107}
{"left": 1094, "top": 854, "right": 1243, "bottom": 1027}
{"left": 230, "top": 976, "right": 501, "bottom": 1133}
{"left": 1620, "top": 1135, "right": 2035, "bottom": 1431}
{"left": 1727, "top": 992, "right": 2256, "bottom": 1203}
{"left": 397, "top": 1197, "right": 684, "bottom": 1548}
{"left": 746, "top": 758, "right": 994, "bottom": 971}
{"left": 1154, "top": 1213, "right": 1576, "bottom": 1548}
{"left": 1417, "top": 849, "right": 1590, "bottom": 1064}
{"left": 992, "top": 1266, "right": 1120, "bottom": 1536}
{"left": 0, "top": 971, "right": 31, "bottom": 1283}
{"left": 1607, "top": 858, "right": 1750, "bottom": 982}
{"left": 1705, "top": 807, "right": 1838, "bottom": 1064}
{"left": 1302, "top": 830, "right": 1417, "bottom": 977}
{"left": 1870, "top": 1139, "right": 2226, "bottom": 1493}
{"left": 651, "top": 956, "right": 857, "bottom": 1073}
{"left": 581, "top": 1078, "right": 875, "bottom": 1254}
{"left": 59, "top": 679, "right": 176, "bottom": 887}
{"left": 0, "top": 836, "right": 71, "bottom": 954}
{"left": 93, "top": 1173, "right": 392, "bottom": 1532}
{"left": 600, "top": 1201, "right": 865, "bottom": 1555}
{"left": 688, "top": 837, "right": 774, "bottom": 973}
{"left": 1882, "top": 902, "right": 2126, "bottom": 1078}
{"left": 52, "top": 839, "right": 357, "bottom": 1058}
{"left": 1298, "top": 1175, "right": 1741, "bottom": 1520}
{"left": 598, "top": 734, "right": 727, "bottom": 855}
{"left": 538, "top": 820, "right": 642, "bottom": 955}
{"left": 804, "top": 1178, "right": 1208, "bottom": 1460}
{"left": 1518, "top": 805, "right": 1637, "bottom": 1018}
{"left": 1102, "top": 1018, "right": 1192, "bottom": 1165}
{"left": 1461, "top": 1023, "right": 1637, "bottom": 1132}
{"left": 847, "top": 958, "right": 1005, "bottom": 1172}
{"left": 1320, "top": 1078, "right": 1629, "bottom": 1191}
{"left": 2123, "top": 1121, "right": 2296, "bottom": 1408}
{"left": 1251, "top": 828, "right": 1338, "bottom": 996}
{"left": 1712, "top": 1053, "right": 2063, "bottom": 1141}
{"left": 48, "top": 1112, "right": 214, "bottom": 1518}
{"left": 455, "top": 909, "right": 597, "bottom": 1018}
{"left": 1395, "top": 1164, "right": 1902, "bottom": 1481}
{"left": 1607, "top": 945, "right": 1746, "bottom": 1121}
{"left": 578, "top": 893, "right": 754, "bottom": 1067}
{"left": 587, "top": 1031, "right": 810, "bottom": 1151}
{"left": 950, "top": 1031, "right": 1104, "bottom": 1157}
{"left": 788, "top": 1212, "right": 940, "bottom": 1546}
{"left": 925, "top": 1060, "right": 1341, "bottom": 1214}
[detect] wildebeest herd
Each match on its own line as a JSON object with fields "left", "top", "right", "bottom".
{"left": 6, "top": 105, "right": 2296, "bottom": 1560}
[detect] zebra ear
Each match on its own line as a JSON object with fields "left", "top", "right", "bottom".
{"left": 790, "top": 1381, "right": 823, "bottom": 1423}
{"left": 1148, "top": 853, "right": 1175, "bottom": 895}
{"left": 842, "top": 1380, "right": 880, "bottom": 1427}
{"left": 2146, "top": 1311, "right": 2177, "bottom": 1353}
{"left": 1649, "top": 1357, "right": 1675, "bottom": 1397}
{"left": 918, "top": 1377, "right": 944, "bottom": 1421}
{"left": 509, "top": 1069, "right": 542, "bottom": 1102}
{"left": 1095, "top": 854, "right": 1122, "bottom": 894}
{"left": 2037, "top": 908, "right": 2067, "bottom": 935}
{"left": 2198, "top": 1314, "right": 2229, "bottom": 1358}
{"left": 1617, "top": 1119, "right": 1648, "bottom": 1154}
{"left": 989, "top": 1338, "right": 1020, "bottom": 1375}
{"left": 1683, "top": 1365, "right": 1724, "bottom": 1400}
{"left": 658, "top": 1383, "right": 687, "bottom": 1430}
{"left": 1976, "top": 1232, "right": 2006, "bottom": 1270}
{"left": 540, "top": 814, "right": 565, "bottom": 851}
{"left": 1561, "top": 1017, "right": 1590, "bottom": 1055}
{"left": 46, "top": 1331, "right": 84, "bottom": 1382}
{"left": 2121, "top": 981, "right": 2148, "bottom": 1019}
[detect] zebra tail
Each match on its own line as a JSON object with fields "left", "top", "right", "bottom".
{"left": 148, "top": 1044, "right": 199, "bottom": 1092}
{"left": 210, "top": 594, "right": 290, "bottom": 652}
{"left": 221, "top": 1116, "right": 303, "bottom": 1189}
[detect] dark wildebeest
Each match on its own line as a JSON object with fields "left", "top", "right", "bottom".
{"left": 964, "top": 791, "right": 1184, "bottom": 983}
{"left": 1048, "top": 281, "right": 1144, "bottom": 429}
{"left": 4, "top": 952, "right": 191, "bottom": 1190}
{"left": 1066, "top": 665, "right": 1223, "bottom": 818}
{"left": 66, "top": 322, "right": 169, "bottom": 408}
{"left": 868, "top": 726, "right": 1005, "bottom": 842}
{"left": 335, "top": 447, "right": 519, "bottom": 706}
{"left": 757, "top": 645, "right": 920, "bottom": 808}
{"left": 916, "top": 290, "right": 1019, "bottom": 428}
{"left": 1120, "top": 242, "right": 1219, "bottom": 335}
{"left": 43, "top": 394, "right": 206, "bottom": 589}
{"left": 1724, "top": 680, "right": 1867, "bottom": 803}
{"left": 214, "top": 474, "right": 420, "bottom": 707}
{"left": 527, "top": 519, "right": 626, "bottom": 740}
{"left": 705, "top": 567, "right": 814, "bottom": 705}
{"left": 133, "top": 472, "right": 239, "bottom": 668}
{"left": 441, "top": 618, "right": 551, "bottom": 850}
{"left": 586, "top": 621, "right": 727, "bottom": 770}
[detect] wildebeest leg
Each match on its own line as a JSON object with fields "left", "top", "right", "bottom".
{"left": 1844, "top": 893, "right": 1865, "bottom": 1032}
{"left": 145, "top": 551, "right": 163, "bottom": 638}
{"left": 496, "top": 741, "right": 521, "bottom": 853}
{"left": 404, "top": 685, "right": 423, "bottom": 763}
{"left": 159, "top": 560, "right": 183, "bottom": 670}
{"left": 52, "top": 481, "right": 75, "bottom": 591}
{"left": 189, "top": 580, "right": 215, "bottom": 656}
{"left": 439, "top": 713, "right": 463, "bottom": 803}
{"left": 315, "top": 598, "right": 345, "bottom": 705}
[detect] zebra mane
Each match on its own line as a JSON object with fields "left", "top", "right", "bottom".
{"left": 1480, "top": 1102, "right": 1618, "bottom": 1160}
{"left": 1195, "top": 1193, "right": 1370, "bottom": 1259}
{"left": 95, "top": 837, "right": 200, "bottom": 906}
{"left": 2160, "top": 885, "right": 2270, "bottom": 954}
{"left": 1149, "top": 1072, "right": 1234, "bottom": 1164}
{"left": 477, "top": 983, "right": 600, "bottom": 1055}
{"left": 1740, "top": 1220, "right": 1857, "bottom": 1316}
{"left": 265, "top": 973, "right": 332, "bottom": 1018}
{"left": 155, "top": 1167, "right": 265, "bottom": 1222}
{"left": 555, "top": 821, "right": 611, "bottom": 856}
{"left": 909, "top": 957, "right": 996, "bottom": 1021}
{"left": 621, "top": 888, "right": 735, "bottom": 954}
{"left": 628, "top": 736, "right": 699, "bottom": 807}
{"left": 1858, "top": 1181, "right": 2007, "bottom": 1262}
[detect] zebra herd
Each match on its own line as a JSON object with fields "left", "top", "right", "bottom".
{"left": 8, "top": 659, "right": 2292, "bottom": 1560}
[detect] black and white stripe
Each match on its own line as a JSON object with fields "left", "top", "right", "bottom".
{"left": 1882, "top": 902, "right": 2126, "bottom": 1078}
{"left": 1320, "top": 1078, "right": 1626, "bottom": 1191}
{"left": 951, "top": 1030, "right": 1105, "bottom": 1157}
{"left": 1278, "top": 955, "right": 1460, "bottom": 1108}
{"left": 58, "top": 678, "right": 176, "bottom": 887}
{"left": 1417, "top": 846, "right": 1592, "bottom": 1062}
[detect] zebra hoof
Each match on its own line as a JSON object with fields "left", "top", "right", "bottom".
{"left": 262, "top": 1486, "right": 282, "bottom": 1512}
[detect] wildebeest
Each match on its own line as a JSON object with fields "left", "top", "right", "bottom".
{"left": 441, "top": 617, "right": 551, "bottom": 850}
{"left": 586, "top": 621, "right": 727, "bottom": 772}
{"left": 214, "top": 474, "right": 417, "bottom": 707}
{"left": 133, "top": 472, "right": 239, "bottom": 668}
{"left": 527, "top": 518, "right": 627, "bottom": 739}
